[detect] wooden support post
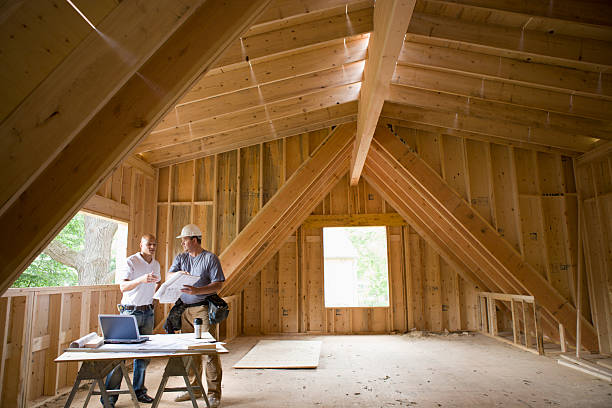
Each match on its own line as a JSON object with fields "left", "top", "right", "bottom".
{"left": 534, "top": 304, "right": 544, "bottom": 355}
{"left": 522, "top": 300, "right": 532, "bottom": 348}
{"left": 0, "top": 297, "right": 11, "bottom": 404}
{"left": 479, "top": 295, "right": 488, "bottom": 333}
{"left": 44, "top": 294, "right": 61, "bottom": 396}
{"left": 511, "top": 299, "right": 519, "bottom": 344}
{"left": 487, "top": 295, "right": 498, "bottom": 336}
{"left": 575, "top": 189, "right": 583, "bottom": 359}
{"left": 559, "top": 323, "right": 567, "bottom": 353}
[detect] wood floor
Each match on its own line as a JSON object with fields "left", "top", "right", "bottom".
{"left": 45, "top": 334, "right": 612, "bottom": 407}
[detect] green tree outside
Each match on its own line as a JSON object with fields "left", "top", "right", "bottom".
{"left": 12, "top": 214, "right": 84, "bottom": 287}
{"left": 346, "top": 227, "right": 389, "bottom": 307}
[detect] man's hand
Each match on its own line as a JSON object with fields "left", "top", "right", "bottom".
{"left": 139, "top": 273, "right": 159, "bottom": 284}
{"left": 180, "top": 285, "right": 199, "bottom": 295}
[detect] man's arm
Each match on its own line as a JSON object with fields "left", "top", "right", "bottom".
{"left": 180, "top": 280, "right": 223, "bottom": 296}
{"left": 119, "top": 273, "right": 159, "bottom": 292}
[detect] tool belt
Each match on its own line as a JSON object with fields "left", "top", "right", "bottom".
{"left": 118, "top": 304, "right": 153, "bottom": 312}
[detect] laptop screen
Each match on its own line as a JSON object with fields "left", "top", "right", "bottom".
{"left": 99, "top": 315, "right": 141, "bottom": 340}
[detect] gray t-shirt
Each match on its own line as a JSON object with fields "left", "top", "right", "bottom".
{"left": 168, "top": 250, "right": 225, "bottom": 304}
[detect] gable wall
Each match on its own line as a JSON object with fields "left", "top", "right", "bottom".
{"left": 155, "top": 125, "right": 589, "bottom": 336}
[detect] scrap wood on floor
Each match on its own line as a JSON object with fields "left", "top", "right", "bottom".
{"left": 233, "top": 340, "right": 322, "bottom": 369}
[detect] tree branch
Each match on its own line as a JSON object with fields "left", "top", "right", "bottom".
{"left": 44, "top": 241, "right": 81, "bottom": 270}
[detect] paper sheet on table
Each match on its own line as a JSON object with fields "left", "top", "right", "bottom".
{"left": 153, "top": 272, "right": 199, "bottom": 303}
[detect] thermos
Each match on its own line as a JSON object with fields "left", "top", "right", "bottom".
{"left": 194, "top": 318, "right": 203, "bottom": 339}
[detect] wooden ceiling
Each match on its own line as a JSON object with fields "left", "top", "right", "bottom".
{"left": 0, "top": 0, "right": 611, "bottom": 294}
{"left": 135, "top": 0, "right": 612, "bottom": 168}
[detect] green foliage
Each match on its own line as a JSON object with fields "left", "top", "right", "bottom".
{"left": 11, "top": 214, "right": 84, "bottom": 288}
{"left": 12, "top": 253, "right": 78, "bottom": 287}
{"left": 346, "top": 227, "right": 389, "bottom": 307}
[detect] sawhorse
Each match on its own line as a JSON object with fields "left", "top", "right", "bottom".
{"left": 63, "top": 360, "right": 138, "bottom": 408}
{"left": 152, "top": 355, "right": 210, "bottom": 408}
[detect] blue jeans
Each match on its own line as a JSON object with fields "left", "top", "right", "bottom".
{"left": 102, "top": 308, "right": 154, "bottom": 403}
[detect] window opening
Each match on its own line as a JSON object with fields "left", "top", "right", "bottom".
{"left": 13, "top": 212, "right": 128, "bottom": 287}
{"left": 323, "top": 226, "right": 390, "bottom": 307}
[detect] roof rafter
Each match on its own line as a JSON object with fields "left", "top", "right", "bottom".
{"left": 0, "top": 0, "right": 273, "bottom": 294}
{"left": 349, "top": 0, "right": 416, "bottom": 185}
{"left": 219, "top": 123, "right": 357, "bottom": 296}
{"left": 407, "top": 12, "right": 612, "bottom": 70}
{"left": 0, "top": 0, "right": 207, "bottom": 216}
{"left": 364, "top": 126, "right": 599, "bottom": 351}
{"left": 382, "top": 100, "right": 597, "bottom": 152}
{"left": 388, "top": 84, "right": 611, "bottom": 140}
{"left": 142, "top": 101, "right": 359, "bottom": 167}
{"left": 393, "top": 63, "right": 612, "bottom": 121}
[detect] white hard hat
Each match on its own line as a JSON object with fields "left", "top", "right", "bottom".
{"left": 176, "top": 224, "right": 202, "bottom": 238}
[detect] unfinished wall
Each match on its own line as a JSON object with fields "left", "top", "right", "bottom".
{"left": 575, "top": 144, "right": 612, "bottom": 353}
{"left": 155, "top": 125, "right": 587, "bottom": 336}
{"left": 82, "top": 156, "right": 158, "bottom": 255}
{"left": 0, "top": 156, "right": 158, "bottom": 408}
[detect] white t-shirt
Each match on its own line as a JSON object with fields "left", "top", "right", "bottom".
{"left": 118, "top": 253, "right": 161, "bottom": 306}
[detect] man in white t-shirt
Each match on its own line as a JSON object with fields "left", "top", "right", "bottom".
{"left": 102, "top": 234, "right": 161, "bottom": 407}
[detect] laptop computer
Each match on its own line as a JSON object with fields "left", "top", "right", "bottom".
{"left": 99, "top": 314, "right": 149, "bottom": 344}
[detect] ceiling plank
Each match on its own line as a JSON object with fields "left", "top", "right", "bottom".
{"left": 398, "top": 42, "right": 612, "bottom": 99}
{"left": 382, "top": 118, "right": 583, "bottom": 157}
{"left": 175, "top": 61, "right": 364, "bottom": 126}
{"left": 255, "top": 0, "right": 371, "bottom": 25}
{"left": 420, "top": 0, "right": 612, "bottom": 27}
{"left": 388, "top": 84, "right": 612, "bottom": 140}
{"left": 0, "top": 0, "right": 273, "bottom": 295}
{"left": 218, "top": 123, "right": 356, "bottom": 296}
{"left": 407, "top": 12, "right": 612, "bottom": 71}
{"left": 0, "top": 0, "right": 118, "bottom": 121}
{"left": 0, "top": 0, "right": 207, "bottom": 216}
{"left": 382, "top": 101, "right": 597, "bottom": 152}
{"left": 418, "top": 0, "right": 612, "bottom": 40}
{"left": 393, "top": 64, "right": 612, "bottom": 121}
{"left": 142, "top": 101, "right": 359, "bottom": 167}
{"left": 213, "top": 4, "right": 373, "bottom": 68}
{"left": 350, "top": 0, "right": 416, "bottom": 185}
{"left": 181, "top": 35, "right": 369, "bottom": 105}
{"left": 367, "top": 127, "right": 600, "bottom": 351}
{"left": 139, "top": 82, "right": 360, "bottom": 154}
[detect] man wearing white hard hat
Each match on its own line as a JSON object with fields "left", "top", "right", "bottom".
{"left": 167, "top": 224, "right": 225, "bottom": 407}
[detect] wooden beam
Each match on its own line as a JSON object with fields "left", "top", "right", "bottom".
{"left": 382, "top": 118, "right": 583, "bottom": 157}
{"left": 213, "top": 3, "right": 373, "bottom": 68}
{"left": 393, "top": 64, "right": 612, "bottom": 122}
{"left": 255, "top": 0, "right": 373, "bottom": 26}
{"left": 381, "top": 101, "right": 597, "bottom": 152}
{"left": 142, "top": 101, "right": 359, "bottom": 167}
{"left": 368, "top": 127, "right": 600, "bottom": 351}
{"left": 81, "top": 195, "right": 130, "bottom": 223}
{"left": 388, "top": 84, "right": 611, "bottom": 141}
{"left": 350, "top": 0, "right": 416, "bottom": 185}
{"left": 138, "top": 69, "right": 364, "bottom": 153}
{"left": 421, "top": 0, "right": 612, "bottom": 27}
{"left": 0, "top": 0, "right": 273, "bottom": 295}
{"left": 302, "top": 213, "right": 407, "bottom": 228}
{"left": 219, "top": 123, "right": 357, "bottom": 296}
{"left": 407, "top": 12, "right": 612, "bottom": 70}
{"left": 398, "top": 41, "right": 612, "bottom": 101}
{"left": 174, "top": 35, "right": 369, "bottom": 111}
{"left": 0, "top": 0, "right": 207, "bottom": 216}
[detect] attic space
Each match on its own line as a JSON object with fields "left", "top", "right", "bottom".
{"left": 0, "top": 1, "right": 611, "bottom": 407}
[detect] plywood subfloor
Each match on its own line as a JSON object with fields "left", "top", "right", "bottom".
{"left": 233, "top": 340, "right": 321, "bottom": 368}
{"left": 42, "top": 334, "right": 612, "bottom": 408}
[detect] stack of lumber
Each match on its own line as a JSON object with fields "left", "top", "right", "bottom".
{"left": 558, "top": 353, "right": 612, "bottom": 382}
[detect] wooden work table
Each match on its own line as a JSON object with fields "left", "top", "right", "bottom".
{"left": 55, "top": 333, "right": 228, "bottom": 408}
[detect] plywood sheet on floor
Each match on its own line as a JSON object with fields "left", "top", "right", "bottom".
{"left": 233, "top": 340, "right": 321, "bottom": 368}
